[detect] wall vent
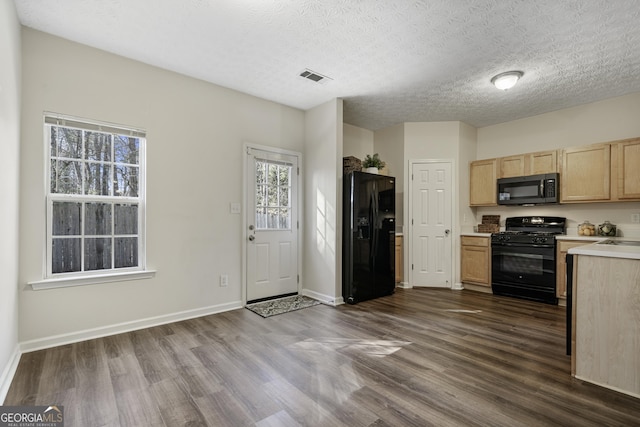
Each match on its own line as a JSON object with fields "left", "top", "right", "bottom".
{"left": 299, "top": 69, "right": 332, "bottom": 84}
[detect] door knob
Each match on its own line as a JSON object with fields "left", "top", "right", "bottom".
{"left": 249, "top": 225, "right": 255, "bottom": 231}
{"left": 445, "top": 229, "right": 450, "bottom": 236}
{"left": 249, "top": 235, "right": 255, "bottom": 241}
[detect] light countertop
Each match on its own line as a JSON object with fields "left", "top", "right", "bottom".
{"left": 460, "top": 232, "right": 492, "bottom": 237}
{"left": 568, "top": 238, "right": 640, "bottom": 260}
{"left": 556, "top": 235, "right": 605, "bottom": 242}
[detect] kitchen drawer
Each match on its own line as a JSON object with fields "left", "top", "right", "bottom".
{"left": 461, "top": 236, "right": 490, "bottom": 247}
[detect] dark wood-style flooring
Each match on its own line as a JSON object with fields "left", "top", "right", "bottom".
{"left": 5, "top": 288, "right": 640, "bottom": 426}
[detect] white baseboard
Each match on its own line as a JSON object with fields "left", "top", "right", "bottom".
{"left": 452, "top": 282, "right": 465, "bottom": 290}
{"left": 302, "top": 289, "right": 343, "bottom": 306}
{"left": 396, "top": 281, "right": 411, "bottom": 289}
{"left": 0, "top": 344, "right": 21, "bottom": 404}
{"left": 20, "top": 301, "right": 243, "bottom": 353}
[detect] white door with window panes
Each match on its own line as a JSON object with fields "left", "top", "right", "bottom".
{"left": 45, "top": 114, "right": 145, "bottom": 279}
{"left": 245, "top": 147, "right": 299, "bottom": 302}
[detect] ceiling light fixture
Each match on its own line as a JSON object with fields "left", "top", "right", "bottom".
{"left": 491, "top": 71, "right": 524, "bottom": 90}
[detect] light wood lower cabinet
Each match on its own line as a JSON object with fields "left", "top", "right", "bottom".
{"left": 461, "top": 236, "right": 491, "bottom": 286}
{"left": 574, "top": 255, "right": 640, "bottom": 397}
{"left": 395, "top": 235, "right": 403, "bottom": 283}
{"left": 556, "top": 240, "right": 593, "bottom": 299}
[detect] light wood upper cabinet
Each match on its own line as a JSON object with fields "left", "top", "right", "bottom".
{"left": 470, "top": 159, "right": 497, "bottom": 206}
{"left": 561, "top": 144, "right": 611, "bottom": 202}
{"left": 499, "top": 155, "right": 525, "bottom": 178}
{"left": 611, "top": 138, "right": 640, "bottom": 200}
{"left": 461, "top": 236, "right": 490, "bottom": 286}
{"left": 471, "top": 138, "right": 638, "bottom": 206}
{"left": 527, "top": 150, "right": 558, "bottom": 175}
{"left": 498, "top": 150, "right": 558, "bottom": 178}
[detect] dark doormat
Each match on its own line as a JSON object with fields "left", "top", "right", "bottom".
{"left": 246, "top": 295, "right": 321, "bottom": 318}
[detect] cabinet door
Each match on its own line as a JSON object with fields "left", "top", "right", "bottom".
{"left": 561, "top": 144, "right": 610, "bottom": 202}
{"left": 613, "top": 138, "right": 640, "bottom": 200}
{"left": 527, "top": 150, "right": 558, "bottom": 175}
{"left": 461, "top": 236, "right": 490, "bottom": 286}
{"left": 395, "top": 236, "right": 403, "bottom": 283}
{"left": 470, "top": 159, "right": 497, "bottom": 206}
{"left": 499, "top": 155, "right": 525, "bottom": 178}
{"left": 556, "top": 240, "right": 592, "bottom": 298}
{"left": 461, "top": 246, "right": 490, "bottom": 286}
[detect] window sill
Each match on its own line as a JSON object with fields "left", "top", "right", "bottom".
{"left": 29, "top": 270, "right": 156, "bottom": 290}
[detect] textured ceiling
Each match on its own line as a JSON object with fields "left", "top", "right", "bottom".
{"left": 14, "top": 0, "right": 640, "bottom": 130}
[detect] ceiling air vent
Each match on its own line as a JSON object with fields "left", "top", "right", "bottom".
{"left": 299, "top": 69, "right": 332, "bottom": 84}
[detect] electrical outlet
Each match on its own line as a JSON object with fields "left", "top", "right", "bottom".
{"left": 632, "top": 213, "right": 640, "bottom": 224}
{"left": 220, "top": 274, "right": 228, "bottom": 287}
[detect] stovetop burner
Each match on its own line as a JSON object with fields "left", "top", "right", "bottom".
{"left": 493, "top": 230, "right": 562, "bottom": 236}
{"left": 492, "top": 216, "right": 567, "bottom": 245}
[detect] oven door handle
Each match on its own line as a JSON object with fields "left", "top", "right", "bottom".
{"left": 492, "top": 243, "right": 554, "bottom": 249}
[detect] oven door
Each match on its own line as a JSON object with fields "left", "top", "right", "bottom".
{"left": 491, "top": 242, "right": 557, "bottom": 300}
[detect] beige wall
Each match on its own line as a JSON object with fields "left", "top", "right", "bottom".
{"left": 476, "top": 93, "right": 640, "bottom": 233}
{"left": 477, "top": 93, "right": 640, "bottom": 158}
{"left": 19, "top": 29, "right": 306, "bottom": 345}
{"left": 304, "top": 99, "right": 343, "bottom": 303}
{"left": 0, "top": 0, "right": 21, "bottom": 401}
{"left": 343, "top": 123, "right": 373, "bottom": 159}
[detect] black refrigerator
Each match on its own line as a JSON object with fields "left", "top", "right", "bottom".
{"left": 343, "top": 171, "right": 396, "bottom": 304}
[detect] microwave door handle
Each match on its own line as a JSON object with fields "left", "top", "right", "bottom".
{"left": 540, "top": 179, "right": 545, "bottom": 197}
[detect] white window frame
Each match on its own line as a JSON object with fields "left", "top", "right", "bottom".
{"left": 30, "top": 113, "right": 154, "bottom": 290}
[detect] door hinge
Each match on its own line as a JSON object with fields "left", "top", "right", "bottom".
{"left": 297, "top": 221, "right": 299, "bottom": 229}
{"left": 297, "top": 275, "right": 300, "bottom": 283}
{"left": 297, "top": 167, "right": 300, "bottom": 175}
{"left": 412, "top": 219, "right": 414, "bottom": 225}
{"left": 412, "top": 264, "right": 414, "bottom": 270}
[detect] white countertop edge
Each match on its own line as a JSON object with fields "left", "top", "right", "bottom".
{"left": 460, "top": 232, "right": 492, "bottom": 237}
{"left": 556, "top": 235, "right": 605, "bottom": 242}
{"left": 568, "top": 240, "right": 640, "bottom": 260}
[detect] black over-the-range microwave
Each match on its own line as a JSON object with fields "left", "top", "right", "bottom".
{"left": 497, "top": 173, "right": 559, "bottom": 205}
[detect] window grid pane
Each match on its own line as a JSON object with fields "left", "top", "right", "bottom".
{"left": 85, "top": 203, "right": 112, "bottom": 236}
{"left": 115, "top": 237, "right": 138, "bottom": 268}
{"left": 52, "top": 202, "right": 82, "bottom": 236}
{"left": 84, "top": 238, "right": 113, "bottom": 271}
{"left": 52, "top": 238, "right": 82, "bottom": 273}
